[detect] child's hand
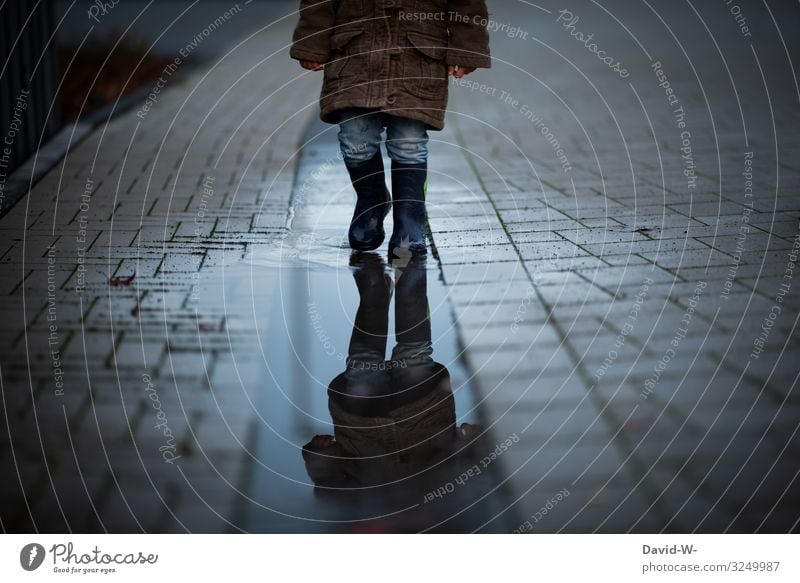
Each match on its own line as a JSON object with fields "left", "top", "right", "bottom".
{"left": 300, "top": 60, "right": 324, "bottom": 71}
{"left": 448, "top": 65, "right": 476, "bottom": 79}
{"left": 305, "top": 434, "right": 335, "bottom": 450}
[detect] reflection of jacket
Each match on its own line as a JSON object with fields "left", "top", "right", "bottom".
{"left": 304, "top": 364, "right": 456, "bottom": 487}
{"left": 290, "top": 0, "right": 492, "bottom": 130}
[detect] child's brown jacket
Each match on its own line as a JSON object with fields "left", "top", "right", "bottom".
{"left": 290, "top": 0, "right": 491, "bottom": 130}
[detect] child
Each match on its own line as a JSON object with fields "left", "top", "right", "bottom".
{"left": 290, "top": 1, "right": 491, "bottom": 257}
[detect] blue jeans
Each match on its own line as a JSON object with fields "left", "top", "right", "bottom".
{"left": 337, "top": 108, "right": 429, "bottom": 167}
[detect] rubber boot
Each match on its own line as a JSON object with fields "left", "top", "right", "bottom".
{"left": 389, "top": 161, "right": 428, "bottom": 260}
{"left": 346, "top": 151, "right": 391, "bottom": 251}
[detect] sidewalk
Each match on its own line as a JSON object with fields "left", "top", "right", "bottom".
{"left": 0, "top": 6, "right": 317, "bottom": 532}
{"left": 1, "top": 0, "right": 798, "bottom": 533}
{"left": 432, "top": 0, "right": 800, "bottom": 531}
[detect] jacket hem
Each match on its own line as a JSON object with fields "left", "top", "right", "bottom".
{"left": 445, "top": 50, "right": 491, "bottom": 69}
{"left": 321, "top": 104, "right": 445, "bottom": 131}
{"left": 290, "top": 46, "right": 331, "bottom": 63}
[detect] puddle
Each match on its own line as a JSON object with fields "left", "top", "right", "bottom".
{"left": 228, "top": 120, "right": 514, "bottom": 532}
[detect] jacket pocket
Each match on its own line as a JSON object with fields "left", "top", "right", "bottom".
{"left": 334, "top": 0, "right": 364, "bottom": 21}
{"left": 327, "top": 29, "right": 366, "bottom": 80}
{"left": 403, "top": 32, "right": 447, "bottom": 99}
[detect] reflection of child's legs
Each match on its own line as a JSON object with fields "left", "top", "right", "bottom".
{"left": 337, "top": 109, "right": 391, "bottom": 251}
{"left": 391, "top": 258, "right": 433, "bottom": 368}
{"left": 385, "top": 115, "right": 430, "bottom": 257}
{"left": 342, "top": 254, "right": 392, "bottom": 410}
{"left": 346, "top": 254, "right": 391, "bottom": 367}
{"left": 390, "top": 258, "right": 440, "bottom": 407}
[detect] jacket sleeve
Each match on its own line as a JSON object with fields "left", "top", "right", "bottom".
{"left": 302, "top": 442, "right": 350, "bottom": 487}
{"left": 446, "top": 0, "right": 492, "bottom": 68}
{"left": 290, "top": 0, "right": 335, "bottom": 63}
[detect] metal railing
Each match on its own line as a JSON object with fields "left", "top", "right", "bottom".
{"left": 1, "top": 0, "right": 60, "bottom": 178}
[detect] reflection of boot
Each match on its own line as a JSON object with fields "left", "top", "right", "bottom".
{"left": 394, "top": 256, "right": 431, "bottom": 355}
{"left": 391, "top": 257, "right": 437, "bottom": 397}
{"left": 338, "top": 253, "right": 392, "bottom": 414}
{"left": 389, "top": 161, "right": 427, "bottom": 259}
{"left": 347, "top": 253, "right": 391, "bottom": 364}
{"left": 346, "top": 151, "right": 391, "bottom": 251}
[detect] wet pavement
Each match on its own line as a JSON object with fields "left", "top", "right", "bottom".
{"left": 1, "top": 0, "right": 799, "bottom": 533}
{"left": 234, "top": 122, "right": 513, "bottom": 532}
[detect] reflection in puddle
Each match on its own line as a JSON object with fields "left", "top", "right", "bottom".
{"left": 231, "top": 120, "right": 513, "bottom": 532}
{"left": 305, "top": 254, "right": 462, "bottom": 487}
{"left": 237, "top": 254, "right": 512, "bottom": 532}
